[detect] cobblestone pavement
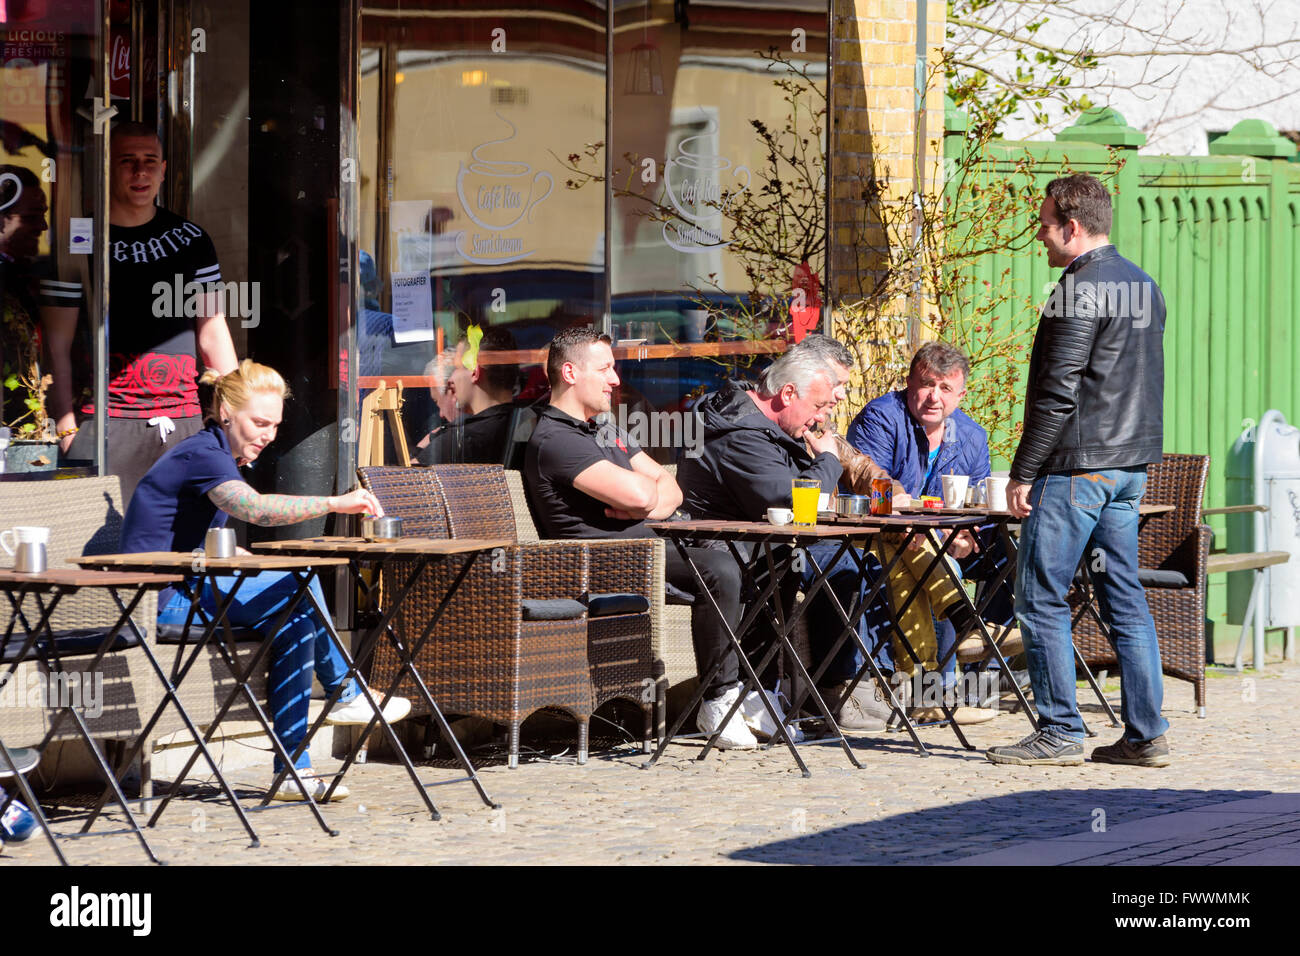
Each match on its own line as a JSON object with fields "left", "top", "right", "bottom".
{"left": 4, "top": 663, "right": 1298, "bottom": 866}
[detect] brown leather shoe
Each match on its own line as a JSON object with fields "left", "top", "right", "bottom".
{"left": 952, "top": 705, "right": 999, "bottom": 725}
{"left": 1091, "top": 734, "right": 1171, "bottom": 767}
{"left": 956, "top": 625, "right": 1024, "bottom": 664}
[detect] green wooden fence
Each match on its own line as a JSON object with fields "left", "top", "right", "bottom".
{"left": 945, "top": 107, "right": 1300, "bottom": 627}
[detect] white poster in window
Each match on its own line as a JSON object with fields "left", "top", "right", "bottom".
{"left": 390, "top": 271, "right": 434, "bottom": 343}
{"left": 390, "top": 200, "right": 434, "bottom": 274}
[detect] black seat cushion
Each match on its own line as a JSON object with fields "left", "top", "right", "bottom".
{"left": 0, "top": 628, "right": 141, "bottom": 663}
{"left": 1137, "top": 567, "right": 1191, "bottom": 588}
{"left": 586, "top": 592, "right": 651, "bottom": 617}
{"left": 156, "top": 621, "right": 264, "bottom": 644}
{"left": 520, "top": 598, "right": 587, "bottom": 621}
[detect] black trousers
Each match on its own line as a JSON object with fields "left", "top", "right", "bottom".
{"left": 663, "top": 545, "right": 743, "bottom": 699}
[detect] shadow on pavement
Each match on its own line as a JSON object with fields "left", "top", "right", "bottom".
{"left": 729, "top": 788, "right": 1276, "bottom": 865}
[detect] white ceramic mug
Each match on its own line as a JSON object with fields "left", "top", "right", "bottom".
{"left": 984, "top": 476, "right": 1009, "bottom": 512}
{"left": 940, "top": 474, "right": 969, "bottom": 509}
{"left": 0, "top": 526, "right": 50, "bottom": 556}
{"left": 766, "top": 507, "right": 794, "bottom": 526}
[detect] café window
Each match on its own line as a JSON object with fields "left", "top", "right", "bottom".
{"left": 351, "top": 0, "right": 828, "bottom": 469}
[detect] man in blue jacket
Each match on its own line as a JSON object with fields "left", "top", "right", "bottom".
{"left": 847, "top": 342, "right": 990, "bottom": 500}
{"left": 845, "top": 342, "right": 1019, "bottom": 710}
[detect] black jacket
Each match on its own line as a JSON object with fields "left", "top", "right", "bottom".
{"left": 677, "top": 381, "right": 842, "bottom": 521}
{"left": 1010, "top": 245, "right": 1165, "bottom": 482}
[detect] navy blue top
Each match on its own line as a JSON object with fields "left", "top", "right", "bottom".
{"left": 122, "top": 421, "right": 243, "bottom": 553}
{"left": 845, "top": 389, "right": 991, "bottom": 498}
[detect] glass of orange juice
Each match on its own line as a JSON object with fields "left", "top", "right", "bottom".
{"left": 791, "top": 479, "right": 821, "bottom": 528}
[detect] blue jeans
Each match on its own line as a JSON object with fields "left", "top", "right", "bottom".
{"left": 1016, "top": 467, "right": 1168, "bottom": 743}
{"left": 802, "top": 543, "right": 892, "bottom": 685}
{"left": 934, "top": 525, "right": 1019, "bottom": 682}
{"left": 159, "top": 572, "right": 360, "bottom": 771}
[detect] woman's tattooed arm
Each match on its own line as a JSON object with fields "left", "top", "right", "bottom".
{"left": 208, "top": 480, "right": 336, "bottom": 526}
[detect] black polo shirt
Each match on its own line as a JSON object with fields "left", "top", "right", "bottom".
{"left": 524, "top": 405, "right": 652, "bottom": 539}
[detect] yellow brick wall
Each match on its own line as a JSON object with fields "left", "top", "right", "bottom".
{"left": 831, "top": 0, "right": 946, "bottom": 303}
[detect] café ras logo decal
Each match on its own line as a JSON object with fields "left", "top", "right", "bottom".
{"left": 662, "top": 119, "right": 749, "bottom": 254}
{"left": 454, "top": 114, "right": 553, "bottom": 265}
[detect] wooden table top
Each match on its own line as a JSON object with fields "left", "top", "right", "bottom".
{"left": 812, "top": 512, "right": 987, "bottom": 529}
{"left": 1207, "top": 550, "right": 1290, "bottom": 575}
{"left": 252, "top": 536, "right": 514, "bottom": 557}
{"left": 880, "top": 503, "right": 1172, "bottom": 518}
{"left": 70, "top": 552, "right": 350, "bottom": 572}
{"left": 649, "top": 520, "right": 876, "bottom": 540}
{"left": 654, "top": 504, "right": 1167, "bottom": 540}
{"left": 649, "top": 513, "right": 986, "bottom": 540}
{"left": 0, "top": 568, "right": 182, "bottom": 591}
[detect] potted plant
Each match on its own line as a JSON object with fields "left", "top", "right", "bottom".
{"left": 0, "top": 299, "right": 57, "bottom": 473}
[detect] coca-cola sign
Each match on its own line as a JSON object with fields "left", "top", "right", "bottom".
{"left": 110, "top": 31, "right": 129, "bottom": 82}
{"left": 108, "top": 27, "right": 156, "bottom": 99}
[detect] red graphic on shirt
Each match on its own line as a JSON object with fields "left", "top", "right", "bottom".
{"left": 616, "top": 438, "right": 628, "bottom": 453}
{"left": 81, "top": 352, "right": 201, "bottom": 419}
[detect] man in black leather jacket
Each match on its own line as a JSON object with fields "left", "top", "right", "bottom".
{"left": 987, "top": 173, "right": 1172, "bottom": 768}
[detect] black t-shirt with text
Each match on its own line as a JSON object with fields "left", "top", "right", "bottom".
{"left": 41, "top": 208, "right": 222, "bottom": 418}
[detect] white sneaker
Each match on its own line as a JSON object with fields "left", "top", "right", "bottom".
{"left": 740, "top": 689, "right": 805, "bottom": 743}
{"left": 269, "top": 773, "right": 349, "bottom": 802}
{"left": 324, "top": 691, "right": 412, "bottom": 727}
{"left": 696, "top": 685, "right": 758, "bottom": 749}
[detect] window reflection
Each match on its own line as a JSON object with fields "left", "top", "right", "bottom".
{"left": 354, "top": 1, "right": 827, "bottom": 467}
{"left": 413, "top": 324, "right": 535, "bottom": 467}
{"left": 609, "top": 0, "right": 828, "bottom": 459}
{"left": 1, "top": 0, "right": 103, "bottom": 475}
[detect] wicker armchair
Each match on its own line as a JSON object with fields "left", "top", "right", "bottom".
{"left": 1070, "top": 453, "right": 1212, "bottom": 715}
{"left": 506, "top": 469, "right": 695, "bottom": 693}
{"left": 0, "top": 477, "right": 170, "bottom": 783}
{"left": 359, "top": 465, "right": 595, "bottom": 766}
{"left": 433, "top": 465, "right": 657, "bottom": 747}
{"left": 502, "top": 469, "right": 666, "bottom": 742}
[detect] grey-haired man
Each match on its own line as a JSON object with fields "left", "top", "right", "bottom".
{"left": 676, "top": 344, "right": 895, "bottom": 731}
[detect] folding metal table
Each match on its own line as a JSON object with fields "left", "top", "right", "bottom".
{"left": 71, "top": 552, "right": 352, "bottom": 842}
{"left": 251, "top": 536, "right": 510, "bottom": 817}
{"left": 641, "top": 521, "right": 890, "bottom": 775}
{"left": 777, "top": 511, "right": 1021, "bottom": 754}
{"left": 0, "top": 567, "right": 180, "bottom": 864}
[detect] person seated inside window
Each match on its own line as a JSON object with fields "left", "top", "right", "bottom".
{"left": 416, "top": 324, "right": 534, "bottom": 467}
{"left": 122, "top": 359, "right": 412, "bottom": 802}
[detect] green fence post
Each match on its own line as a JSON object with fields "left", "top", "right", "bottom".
{"left": 1210, "top": 121, "right": 1297, "bottom": 412}
{"left": 1056, "top": 107, "right": 1146, "bottom": 255}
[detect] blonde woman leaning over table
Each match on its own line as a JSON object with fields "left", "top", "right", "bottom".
{"left": 121, "top": 359, "right": 412, "bottom": 802}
